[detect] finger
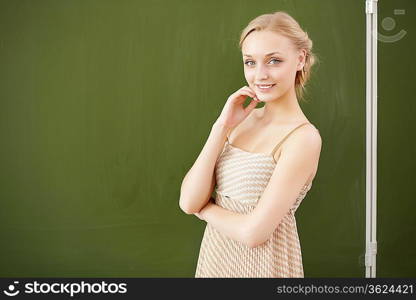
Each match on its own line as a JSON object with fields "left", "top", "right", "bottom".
{"left": 233, "top": 89, "right": 256, "bottom": 102}
{"left": 246, "top": 86, "right": 257, "bottom": 95}
{"left": 244, "top": 98, "right": 258, "bottom": 114}
{"left": 241, "top": 86, "right": 258, "bottom": 98}
{"left": 240, "top": 86, "right": 257, "bottom": 98}
{"left": 241, "top": 91, "right": 259, "bottom": 103}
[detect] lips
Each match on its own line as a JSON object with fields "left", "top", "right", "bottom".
{"left": 256, "top": 84, "right": 276, "bottom": 91}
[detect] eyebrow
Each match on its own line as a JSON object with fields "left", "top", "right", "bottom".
{"left": 243, "top": 51, "right": 282, "bottom": 57}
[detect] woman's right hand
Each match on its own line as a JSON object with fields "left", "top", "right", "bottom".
{"left": 216, "top": 86, "right": 260, "bottom": 129}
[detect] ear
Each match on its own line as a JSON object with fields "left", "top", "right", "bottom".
{"left": 296, "top": 49, "right": 307, "bottom": 71}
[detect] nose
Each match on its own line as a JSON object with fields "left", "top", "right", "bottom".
{"left": 255, "top": 64, "right": 269, "bottom": 81}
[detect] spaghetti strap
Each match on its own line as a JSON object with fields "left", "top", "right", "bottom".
{"left": 270, "top": 122, "right": 312, "bottom": 156}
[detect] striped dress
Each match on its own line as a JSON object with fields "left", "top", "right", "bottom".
{"left": 195, "top": 122, "right": 314, "bottom": 278}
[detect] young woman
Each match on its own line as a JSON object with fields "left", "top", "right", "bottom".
{"left": 179, "top": 11, "right": 322, "bottom": 278}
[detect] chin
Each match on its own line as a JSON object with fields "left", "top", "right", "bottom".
{"left": 257, "top": 93, "right": 279, "bottom": 102}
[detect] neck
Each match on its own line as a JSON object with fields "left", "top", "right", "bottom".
{"left": 257, "top": 87, "right": 306, "bottom": 125}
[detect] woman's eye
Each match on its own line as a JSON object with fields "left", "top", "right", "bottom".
{"left": 269, "top": 58, "right": 282, "bottom": 64}
{"left": 244, "top": 59, "right": 281, "bottom": 66}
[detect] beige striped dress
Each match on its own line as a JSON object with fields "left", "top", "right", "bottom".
{"left": 195, "top": 122, "right": 314, "bottom": 278}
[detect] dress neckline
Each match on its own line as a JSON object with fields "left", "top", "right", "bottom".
{"left": 227, "top": 143, "right": 277, "bottom": 164}
{"left": 226, "top": 143, "right": 314, "bottom": 189}
{"left": 226, "top": 122, "right": 315, "bottom": 165}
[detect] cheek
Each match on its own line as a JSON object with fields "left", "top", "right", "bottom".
{"left": 244, "top": 68, "right": 253, "bottom": 77}
{"left": 244, "top": 70, "right": 255, "bottom": 84}
{"left": 274, "top": 67, "right": 295, "bottom": 82}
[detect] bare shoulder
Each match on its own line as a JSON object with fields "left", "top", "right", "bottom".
{"left": 282, "top": 123, "right": 322, "bottom": 155}
{"left": 281, "top": 124, "right": 322, "bottom": 172}
{"left": 276, "top": 123, "right": 321, "bottom": 183}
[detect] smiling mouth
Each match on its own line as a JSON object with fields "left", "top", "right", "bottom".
{"left": 256, "top": 84, "right": 276, "bottom": 91}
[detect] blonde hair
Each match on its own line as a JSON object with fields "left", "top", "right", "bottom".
{"left": 238, "top": 11, "right": 318, "bottom": 102}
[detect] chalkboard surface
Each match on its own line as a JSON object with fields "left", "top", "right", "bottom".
{"left": 0, "top": 0, "right": 414, "bottom": 277}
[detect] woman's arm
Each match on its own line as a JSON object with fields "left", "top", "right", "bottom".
{"left": 197, "top": 126, "right": 322, "bottom": 248}
{"left": 195, "top": 203, "right": 250, "bottom": 245}
{"left": 180, "top": 85, "right": 259, "bottom": 215}
{"left": 179, "top": 120, "right": 230, "bottom": 214}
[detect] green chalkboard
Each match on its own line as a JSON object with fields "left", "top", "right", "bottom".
{"left": 0, "top": 0, "right": 414, "bottom": 277}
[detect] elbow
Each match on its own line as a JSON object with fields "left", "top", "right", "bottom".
{"left": 178, "top": 188, "right": 194, "bottom": 214}
{"left": 179, "top": 200, "right": 194, "bottom": 215}
{"left": 179, "top": 184, "right": 202, "bottom": 214}
{"left": 179, "top": 196, "right": 200, "bottom": 215}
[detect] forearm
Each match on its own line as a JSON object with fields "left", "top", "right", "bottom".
{"left": 199, "top": 203, "right": 252, "bottom": 246}
{"left": 179, "top": 121, "right": 231, "bottom": 214}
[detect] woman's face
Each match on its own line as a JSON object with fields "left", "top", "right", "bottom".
{"left": 241, "top": 30, "right": 305, "bottom": 102}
